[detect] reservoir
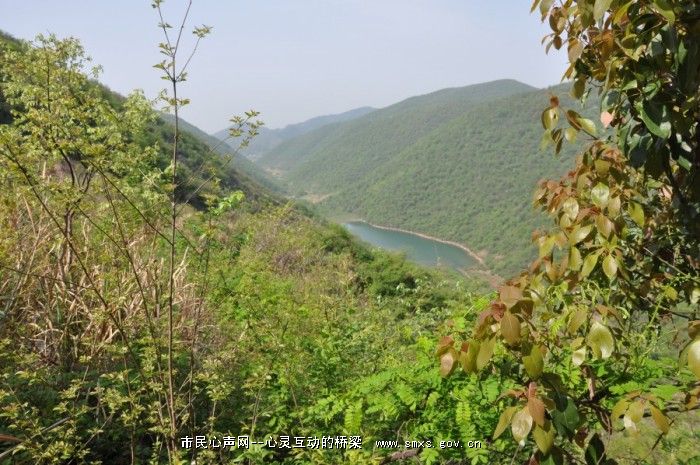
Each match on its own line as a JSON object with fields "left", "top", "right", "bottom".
{"left": 343, "top": 221, "right": 476, "bottom": 272}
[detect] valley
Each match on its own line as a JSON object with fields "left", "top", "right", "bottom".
{"left": 3, "top": 1, "right": 699, "bottom": 463}
{"left": 214, "top": 79, "right": 598, "bottom": 278}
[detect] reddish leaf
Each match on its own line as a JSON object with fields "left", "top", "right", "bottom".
{"left": 528, "top": 396, "right": 547, "bottom": 427}
{"left": 501, "top": 310, "right": 521, "bottom": 344}
{"left": 500, "top": 285, "right": 523, "bottom": 308}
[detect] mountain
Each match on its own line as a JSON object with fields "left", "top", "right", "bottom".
{"left": 256, "top": 80, "right": 598, "bottom": 275}
{"left": 1, "top": 30, "right": 501, "bottom": 465}
{"left": 257, "top": 79, "right": 536, "bottom": 177}
{"left": 0, "top": 31, "right": 279, "bottom": 209}
{"left": 212, "top": 106, "right": 375, "bottom": 160}
{"left": 159, "top": 112, "right": 284, "bottom": 195}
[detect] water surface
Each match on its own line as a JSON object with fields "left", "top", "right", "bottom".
{"left": 343, "top": 221, "right": 476, "bottom": 272}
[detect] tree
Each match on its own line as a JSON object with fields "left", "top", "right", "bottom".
{"left": 440, "top": 1, "right": 700, "bottom": 463}
{"left": 0, "top": 4, "right": 261, "bottom": 462}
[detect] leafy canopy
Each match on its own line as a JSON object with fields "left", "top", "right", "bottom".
{"left": 441, "top": 1, "right": 700, "bottom": 463}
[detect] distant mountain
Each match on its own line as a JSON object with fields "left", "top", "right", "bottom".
{"left": 160, "top": 113, "right": 284, "bottom": 195}
{"left": 256, "top": 79, "right": 599, "bottom": 275}
{"left": 257, "top": 80, "right": 536, "bottom": 177}
{"left": 212, "top": 106, "right": 375, "bottom": 160}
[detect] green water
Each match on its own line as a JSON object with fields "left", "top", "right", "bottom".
{"left": 343, "top": 221, "right": 476, "bottom": 272}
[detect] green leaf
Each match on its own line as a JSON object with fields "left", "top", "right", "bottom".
{"left": 627, "top": 400, "right": 645, "bottom": 423}
{"left": 533, "top": 421, "right": 555, "bottom": 455}
{"left": 552, "top": 397, "right": 580, "bottom": 438}
{"left": 511, "top": 407, "right": 534, "bottom": 445}
{"left": 564, "top": 127, "right": 578, "bottom": 142}
{"left": 570, "top": 224, "right": 593, "bottom": 245}
{"left": 640, "top": 101, "right": 671, "bottom": 138}
{"left": 651, "top": 385, "right": 681, "bottom": 402}
{"left": 567, "top": 307, "right": 588, "bottom": 334}
{"left": 650, "top": 406, "right": 670, "bottom": 434}
{"left": 501, "top": 311, "right": 521, "bottom": 344}
{"left": 691, "top": 288, "right": 700, "bottom": 305}
{"left": 588, "top": 321, "right": 615, "bottom": 359}
{"left": 584, "top": 433, "right": 606, "bottom": 465}
{"left": 608, "top": 196, "right": 621, "bottom": 217}
{"left": 572, "top": 346, "right": 586, "bottom": 366}
{"left": 612, "top": 1, "right": 634, "bottom": 24}
{"left": 568, "top": 39, "right": 584, "bottom": 63}
{"left": 594, "top": 0, "right": 612, "bottom": 21}
{"left": 689, "top": 339, "right": 700, "bottom": 379}
{"left": 628, "top": 202, "right": 645, "bottom": 227}
{"left": 569, "top": 246, "right": 582, "bottom": 271}
{"left": 539, "top": 0, "right": 554, "bottom": 16}
{"left": 460, "top": 340, "right": 480, "bottom": 373}
{"left": 524, "top": 345, "right": 544, "bottom": 379}
{"left": 651, "top": 0, "right": 676, "bottom": 22}
{"left": 539, "top": 236, "right": 555, "bottom": 258}
{"left": 611, "top": 399, "right": 629, "bottom": 420}
{"left": 542, "top": 108, "right": 559, "bottom": 130}
{"left": 579, "top": 117, "right": 597, "bottom": 136}
{"left": 596, "top": 214, "right": 614, "bottom": 238}
{"left": 493, "top": 406, "right": 518, "bottom": 439}
{"left": 602, "top": 255, "right": 618, "bottom": 280}
{"left": 562, "top": 197, "right": 579, "bottom": 221}
{"left": 476, "top": 337, "right": 495, "bottom": 371}
{"left": 591, "top": 183, "right": 610, "bottom": 208}
{"left": 572, "top": 79, "right": 586, "bottom": 99}
{"left": 540, "top": 448, "right": 565, "bottom": 465}
{"left": 581, "top": 252, "right": 600, "bottom": 278}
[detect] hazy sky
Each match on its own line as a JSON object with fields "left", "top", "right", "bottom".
{"left": 1, "top": 1, "right": 568, "bottom": 133}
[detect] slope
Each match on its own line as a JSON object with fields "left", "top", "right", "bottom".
{"left": 327, "top": 83, "right": 597, "bottom": 274}
{"left": 0, "top": 31, "right": 279, "bottom": 209}
{"left": 160, "top": 112, "right": 285, "bottom": 196}
{"left": 0, "top": 30, "right": 503, "bottom": 465}
{"left": 263, "top": 81, "right": 598, "bottom": 276}
{"left": 259, "top": 80, "right": 537, "bottom": 190}
{"left": 212, "top": 106, "right": 375, "bottom": 160}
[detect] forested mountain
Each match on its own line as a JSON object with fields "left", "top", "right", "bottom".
{"left": 0, "top": 31, "right": 278, "bottom": 210}
{"left": 3, "top": 0, "right": 700, "bottom": 460}
{"left": 256, "top": 80, "right": 596, "bottom": 275}
{"left": 0, "top": 30, "right": 500, "bottom": 465}
{"left": 212, "top": 106, "right": 375, "bottom": 160}
{"left": 159, "top": 112, "right": 285, "bottom": 195}
{"left": 256, "top": 80, "right": 535, "bottom": 174}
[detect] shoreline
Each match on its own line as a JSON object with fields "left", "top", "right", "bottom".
{"left": 344, "top": 219, "right": 486, "bottom": 266}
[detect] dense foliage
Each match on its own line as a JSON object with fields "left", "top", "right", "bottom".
{"left": 0, "top": 24, "right": 498, "bottom": 465}
{"left": 0, "top": 32, "right": 275, "bottom": 212}
{"left": 440, "top": 1, "right": 700, "bottom": 464}
{"left": 2, "top": 1, "right": 699, "bottom": 464}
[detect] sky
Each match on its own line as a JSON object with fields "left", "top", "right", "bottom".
{"left": 1, "top": 1, "right": 569, "bottom": 133}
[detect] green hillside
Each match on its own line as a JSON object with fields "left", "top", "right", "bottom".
{"left": 160, "top": 112, "right": 285, "bottom": 195}
{"left": 257, "top": 80, "right": 535, "bottom": 179}
{"left": 212, "top": 106, "right": 375, "bottom": 160}
{"left": 0, "top": 31, "right": 277, "bottom": 210}
{"left": 1, "top": 31, "right": 505, "bottom": 465}
{"left": 2, "top": 6, "right": 698, "bottom": 464}
{"left": 259, "top": 81, "right": 597, "bottom": 275}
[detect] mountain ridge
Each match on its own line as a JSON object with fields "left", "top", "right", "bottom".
{"left": 252, "top": 79, "right": 597, "bottom": 275}
{"left": 256, "top": 79, "right": 537, "bottom": 179}
{"left": 212, "top": 106, "right": 376, "bottom": 160}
